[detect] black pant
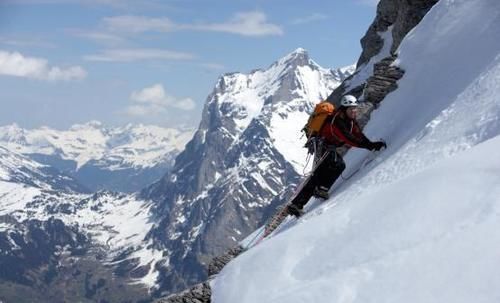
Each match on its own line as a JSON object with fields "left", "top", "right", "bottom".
{"left": 290, "top": 150, "right": 346, "bottom": 209}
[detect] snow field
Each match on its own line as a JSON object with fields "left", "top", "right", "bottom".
{"left": 213, "top": 0, "right": 500, "bottom": 302}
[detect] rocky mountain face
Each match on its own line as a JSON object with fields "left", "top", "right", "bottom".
{"left": 142, "top": 48, "right": 354, "bottom": 295}
{"left": 327, "top": 0, "right": 439, "bottom": 109}
{"left": 0, "top": 217, "right": 151, "bottom": 303}
{"left": 0, "top": 147, "right": 159, "bottom": 302}
{"left": 357, "top": 0, "right": 440, "bottom": 67}
{"left": 0, "top": 122, "right": 194, "bottom": 193}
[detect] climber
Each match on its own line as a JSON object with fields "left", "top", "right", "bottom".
{"left": 287, "top": 95, "right": 386, "bottom": 217}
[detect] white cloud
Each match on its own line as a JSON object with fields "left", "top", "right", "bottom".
{"left": 96, "top": 11, "right": 282, "bottom": 37}
{"left": 186, "top": 11, "right": 284, "bottom": 36}
{"left": 130, "top": 84, "right": 166, "bottom": 105}
{"left": 0, "top": 36, "right": 56, "bottom": 48}
{"left": 173, "top": 98, "right": 196, "bottom": 111}
{"left": 103, "top": 15, "right": 176, "bottom": 33}
{"left": 201, "top": 63, "right": 226, "bottom": 70}
{"left": 0, "top": 50, "right": 87, "bottom": 81}
{"left": 84, "top": 48, "right": 196, "bottom": 62}
{"left": 125, "top": 83, "right": 195, "bottom": 116}
{"left": 68, "top": 30, "right": 125, "bottom": 44}
{"left": 292, "top": 13, "right": 328, "bottom": 25}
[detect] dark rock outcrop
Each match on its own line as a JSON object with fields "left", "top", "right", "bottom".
{"left": 207, "top": 245, "right": 245, "bottom": 277}
{"left": 364, "top": 55, "right": 405, "bottom": 105}
{"left": 154, "top": 245, "right": 245, "bottom": 303}
{"left": 156, "top": 282, "right": 212, "bottom": 303}
{"left": 328, "top": 0, "right": 439, "bottom": 106}
{"left": 357, "top": 0, "right": 439, "bottom": 67}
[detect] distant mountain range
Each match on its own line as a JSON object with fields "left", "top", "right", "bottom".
{"left": 0, "top": 122, "right": 194, "bottom": 192}
{"left": 0, "top": 146, "right": 157, "bottom": 302}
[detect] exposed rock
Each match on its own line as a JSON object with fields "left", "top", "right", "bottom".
{"left": 358, "top": 0, "right": 439, "bottom": 67}
{"left": 154, "top": 244, "right": 247, "bottom": 302}
{"left": 364, "top": 55, "right": 405, "bottom": 105}
{"left": 207, "top": 245, "right": 245, "bottom": 277}
{"left": 156, "top": 282, "right": 212, "bottom": 303}
{"left": 328, "top": 0, "right": 439, "bottom": 105}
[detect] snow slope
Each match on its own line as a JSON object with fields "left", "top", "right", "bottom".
{"left": 213, "top": 0, "right": 500, "bottom": 302}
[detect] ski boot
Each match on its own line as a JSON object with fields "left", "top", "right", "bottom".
{"left": 286, "top": 203, "right": 304, "bottom": 218}
{"left": 313, "top": 186, "right": 329, "bottom": 200}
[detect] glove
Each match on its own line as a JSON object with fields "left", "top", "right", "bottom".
{"left": 370, "top": 141, "right": 387, "bottom": 151}
{"left": 304, "top": 138, "right": 315, "bottom": 155}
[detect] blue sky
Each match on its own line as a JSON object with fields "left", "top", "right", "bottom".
{"left": 0, "top": 0, "right": 378, "bottom": 130}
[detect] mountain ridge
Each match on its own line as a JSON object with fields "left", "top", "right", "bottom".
{"left": 0, "top": 122, "right": 194, "bottom": 192}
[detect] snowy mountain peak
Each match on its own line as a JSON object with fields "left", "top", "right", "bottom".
{"left": 208, "top": 49, "right": 349, "bottom": 135}
{"left": 142, "top": 50, "right": 354, "bottom": 293}
{"left": 0, "top": 123, "right": 26, "bottom": 142}
{"left": 274, "top": 47, "right": 311, "bottom": 68}
{"left": 293, "top": 47, "right": 307, "bottom": 54}
{"left": 69, "top": 120, "right": 103, "bottom": 131}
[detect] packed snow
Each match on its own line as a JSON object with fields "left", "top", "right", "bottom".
{"left": 213, "top": 0, "right": 500, "bottom": 302}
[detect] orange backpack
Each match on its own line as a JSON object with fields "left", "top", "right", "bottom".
{"left": 302, "top": 101, "right": 335, "bottom": 138}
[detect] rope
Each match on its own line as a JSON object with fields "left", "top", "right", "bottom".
{"left": 302, "top": 152, "right": 312, "bottom": 176}
{"left": 244, "top": 226, "right": 266, "bottom": 249}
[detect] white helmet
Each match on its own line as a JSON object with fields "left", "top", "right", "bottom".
{"left": 340, "top": 95, "right": 359, "bottom": 107}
